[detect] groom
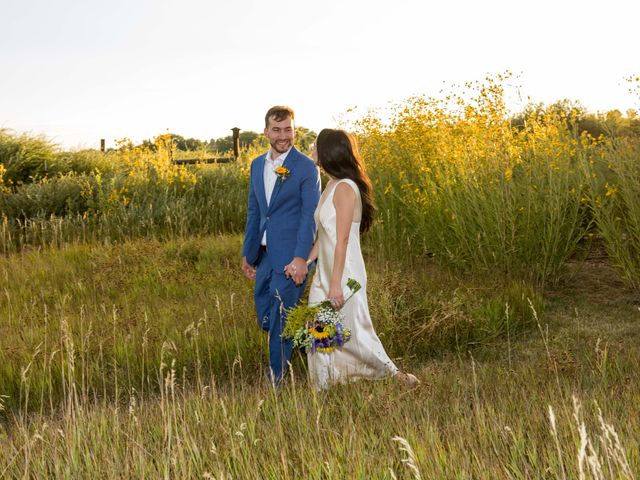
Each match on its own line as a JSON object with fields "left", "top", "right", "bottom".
{"left": 241, "top": 106, "right": 321, "bottom": 384}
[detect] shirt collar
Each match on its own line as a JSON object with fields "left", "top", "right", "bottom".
{"left": 266, "top": 146, "right": 292, "bottom": 165}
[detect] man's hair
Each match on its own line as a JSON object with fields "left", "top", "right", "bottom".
{"left": 265, "top": 106, "right": 295, "bottom": 128}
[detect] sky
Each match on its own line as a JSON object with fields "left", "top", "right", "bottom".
{"left": 1, "top": 0, "right": 638, "bottom": 150}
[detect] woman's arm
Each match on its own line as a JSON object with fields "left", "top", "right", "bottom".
{"left": 328, "top": 183, "right": 356, "bottom": 309}
{"left": 307, "top": 242, "right": 319, "bottom": 266}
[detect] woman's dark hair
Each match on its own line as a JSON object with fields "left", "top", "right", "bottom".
{"left": 316, "top": 129, "right": 375, "bottom": 233}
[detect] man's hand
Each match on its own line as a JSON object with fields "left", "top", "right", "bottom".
{"left": 284, "top": 256, "right": 308, "bottom": 286}
{"left": 242, "top": 256, "right": 256, "bottom": 280}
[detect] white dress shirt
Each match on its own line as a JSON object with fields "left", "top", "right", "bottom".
{"left": 261, "top": 147, "right": 292, "bottom": 246}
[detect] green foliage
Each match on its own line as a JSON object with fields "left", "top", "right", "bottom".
{"left": 294, "top": 126, "right": 317, "bottom": 152}
{"left": 588, "top": 138, "right": 640, "bottom": 290}
{"left": 57, "top": 149, "right": 118, "bottom": 175}
{"left": 365, "top": 263, "right": 543, "bottom": 357}
{"left": 510, "top": 100, "right": 640, "bottom": 141}
{"left": 0, "top": 172, "right": 99, "bottom": 219}
{"left": 0, "top": 130, "right": 120, "bottom": 189}
{"left": 357, "top": 79, "right": 595, "bottom": 286}
{"left": 1, "top": 235, "right": 639, "bottom": 478}
{"left": 0, "top": 129, "right": 59, "bottom": 185}
{"left": 0, "top": 134, "right": 251, "bottom": 252}
{"left": 209, "top": 131, "right": 265, "bottom": 153}
{"left": 1, "top": 86, "right": 639, "bottom": 290}
{"left": 282, "top": 303, "right": 318, "bottom": 339}
{"left": 0, "top": 237, "right": 543, "bottom": 414}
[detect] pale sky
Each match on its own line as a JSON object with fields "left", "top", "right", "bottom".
{"left": 1, "top": 0, "right": 638, "bottom": 150}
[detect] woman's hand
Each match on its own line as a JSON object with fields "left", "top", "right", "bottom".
{"left": 284, "top": 257, "right": 308, "bottom": 285}
{"left": 327, "top": 284, "right": 345, "bottom": 310}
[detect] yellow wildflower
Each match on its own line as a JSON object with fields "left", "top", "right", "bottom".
{"left": 605, "top": 182, "right": 617, "bottom": 198}
{"left": 309, "top": 327, "right": 329, "bottom": 339}
{"left": 504, "top": 167, "right": 513, "bottom": 181}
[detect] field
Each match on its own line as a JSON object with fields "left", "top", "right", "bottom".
{"left": 1, "top": 78, "right": 639, "bottom": 478}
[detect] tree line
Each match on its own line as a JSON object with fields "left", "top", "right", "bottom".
{"left": 136, "top": 126, "right": 318, "bottom": 153}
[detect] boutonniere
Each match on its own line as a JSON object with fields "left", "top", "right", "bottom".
{"left": 274, "top": 166, "right": 291, "bottom": 182}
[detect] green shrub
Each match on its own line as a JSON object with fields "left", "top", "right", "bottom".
{"left": 0, "top": 129, "right": 59, "bottom": 184}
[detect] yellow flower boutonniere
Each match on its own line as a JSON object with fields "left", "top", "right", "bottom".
{"left": 275, "top": 166, "right": 290, "bottom": 182}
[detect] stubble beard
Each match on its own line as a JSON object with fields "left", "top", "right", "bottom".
{"left": 271, "top": 140, "right": 291, "bottom": 155}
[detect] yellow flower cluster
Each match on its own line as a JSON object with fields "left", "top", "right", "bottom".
{"left": 309, "top": 327, "right": 329, "bottom": 339}
{"left": 105, "top": 134, "right": 198, "bottom": 208}
{"left": 351, "top": 72, "right": 600, "bottom": 214}
{"left": 0, "top": 164, "right": 7, "bottom": 192}
{"left": 316, "top": 346, "right": 336, "bottom": 353}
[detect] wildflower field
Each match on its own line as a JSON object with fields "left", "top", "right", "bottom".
{"left": 1, "top": 77, "right": 639, "bottom": 478}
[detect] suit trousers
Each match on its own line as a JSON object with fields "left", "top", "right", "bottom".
{"left": 254, "top": 247, "right": 307, "bottom": 382}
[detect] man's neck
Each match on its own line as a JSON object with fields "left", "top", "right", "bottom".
{"left": 267, "top": 147, "right": 292, "bottom": 162}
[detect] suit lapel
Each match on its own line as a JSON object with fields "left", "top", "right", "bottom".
{"left": 256, "top": 154, "right": 268, "bottom": 210}
{"left": 267, "top": 147, "right": 297, "bottom": 214}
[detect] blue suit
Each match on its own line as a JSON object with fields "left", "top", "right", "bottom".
{"left": 242, "top": 147, "right": 321, "bottom": 382}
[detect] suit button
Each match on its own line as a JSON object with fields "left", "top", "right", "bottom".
{"left": 266, "top": 216, "right": 270, "bottom": 220}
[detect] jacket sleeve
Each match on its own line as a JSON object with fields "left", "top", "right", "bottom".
{"left": 294, "top": 162, "right": 321, "bottom": 259}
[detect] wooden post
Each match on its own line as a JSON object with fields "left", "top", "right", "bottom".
{"left": 100, "top": 139, "right": 105, "bottom": 152}
{"left": 232, "top": 127, "right": 240, "bottom": 160}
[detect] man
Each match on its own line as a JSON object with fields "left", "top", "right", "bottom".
{"left": 242, "top": 106, "right": 321, "bottom": 384}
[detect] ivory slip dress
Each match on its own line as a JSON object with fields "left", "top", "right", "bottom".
{"left": 307, "top": 178, "right": 398, "bottom": 389}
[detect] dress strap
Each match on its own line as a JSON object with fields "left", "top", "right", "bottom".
{"left": 332, "top": 178, "right": 362, "bottom": 223}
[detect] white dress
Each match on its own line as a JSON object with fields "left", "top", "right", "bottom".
{"left": 307, "top": 178, "right": 398, "bottom": 389}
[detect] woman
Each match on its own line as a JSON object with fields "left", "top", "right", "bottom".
{"left": 288, "top": 128, "right": 418, "bottom": 389}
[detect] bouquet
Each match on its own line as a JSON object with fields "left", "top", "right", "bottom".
{"left": 282, "top": 278, "right": 361, "bottom": 353}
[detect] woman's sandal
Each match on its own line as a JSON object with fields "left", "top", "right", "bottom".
{"left": 394, "top": 371, "right": 420, "bottom": 386}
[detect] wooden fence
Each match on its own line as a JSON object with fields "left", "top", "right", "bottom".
{"left": 100, "top": 127, "right": 241, "bottom": 164}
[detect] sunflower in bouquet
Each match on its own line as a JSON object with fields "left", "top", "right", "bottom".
{"left": 282, "top": 279, "right": 361, "bottom": 353}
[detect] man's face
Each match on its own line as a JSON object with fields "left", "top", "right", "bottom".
{"left": 264, "top": 115, "right": 295, "bottom": 154}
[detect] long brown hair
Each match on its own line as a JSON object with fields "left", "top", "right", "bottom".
{"left": 316, "top": 129, "right": 375, "bottom": 233}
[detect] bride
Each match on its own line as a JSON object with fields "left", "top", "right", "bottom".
{"left": 288, "top": 128, "right": 418, "bottom": 390}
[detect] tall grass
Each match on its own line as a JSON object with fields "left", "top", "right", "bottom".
{"left": 0, "top": 129, "right": 116, "bottom": 185}
{"left": 3, "top": 79, "right": 639, "bottom": 289}
{"left": 0, "top": 135, "right": 250, "bottom": 253}
{"left": 587, "top": 138, "right": 640, "bottom": 290}
{"left": 2, "top": 326, "right": 638, "bottom": 478}
{"left": 0, "top": 236, "right": 541, "bottom": 414}
{"left": 357, "top": 77, "right": 594, "bottom": 286}
{"left": 0, "top": 225, "right": 637, "bottom": 477}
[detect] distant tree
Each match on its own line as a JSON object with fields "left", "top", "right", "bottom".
{"left": 167, "top": 134, "right": 186, "bottom": 151}
{"left": 139, "top": 139, "right": 157, "bottom": 152}
{"left": 295, "top": 126, "right": 317, "bottom": 152}
{"left": 600, "top": 109, "right": 640, "bottom": 139}
{"left": 208, "top": 131, "right": 264, "bottom": 153}
{"left": 181, "top": 137, "right": 205, "bottom": 151}
{"left": 512, "top": 100, "right": 607, "bottom": 139}
{"left": 208, "top": 136, "right": 233, "bottom": 153}
{"left": 133, "top": 126, "right": 318, "bottom": 156}
{"left": 239, "top": 131, "right": 260, "bottom": 147}
{"left": 578, "top": 114, "right": 608, "bottom": 139}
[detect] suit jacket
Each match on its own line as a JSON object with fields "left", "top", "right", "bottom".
{"left": 242, "top": 147, "right": 321, "bottom": 272}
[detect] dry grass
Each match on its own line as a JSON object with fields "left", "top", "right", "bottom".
{"left": 0, "top": 235, "right": 638, "bottom": 478}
